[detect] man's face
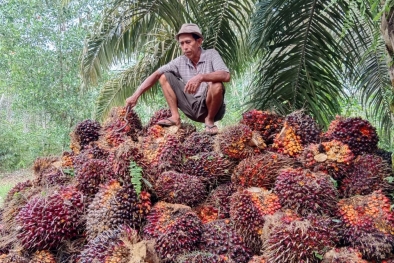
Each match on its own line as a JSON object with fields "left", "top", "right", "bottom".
{"left": 178, "top": 34, "right": 202, "bottom": 59}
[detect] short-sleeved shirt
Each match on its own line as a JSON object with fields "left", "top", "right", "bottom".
{"left": 157, "top": 48, "right": 229, "bottom": 97}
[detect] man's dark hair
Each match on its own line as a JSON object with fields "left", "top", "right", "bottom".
{"left": 192, "top": 33, "right": 201, "bottom": 40}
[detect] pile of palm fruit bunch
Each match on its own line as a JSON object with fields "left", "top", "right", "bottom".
{"left": 1, "top": 106, "right": 394, "bottom": 263}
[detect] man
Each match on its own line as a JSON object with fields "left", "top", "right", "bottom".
{"left": 125, "top": 23, "right": 230, "bottom": 135}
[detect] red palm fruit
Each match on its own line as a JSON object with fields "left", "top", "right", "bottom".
{"left": 176, "top": 123, "right": 197, "bottom": 142}
{"left": 323, "top": 116, "right": 378, "bottom": 155}
{"left": 182, "top": 132, "right": 214, "bottom": 157}
{"left": 144, "top": 108, "right": 172, "bottom": 130}
{"left": 155, "top": 171, "right": 207, "bottom": 207}
{"left": 61, "top": 150, "right": 74, "bottom": 168}
{"left": 300, "top": 140, "right": 354, "bottom": 180}
{"left": 274, "top": 167, "right": 338, "bottom": 216}
{"left": 70, "top": 119, "right": 102, "bottom": 153}
{"left": 230, "top": 188, "right": 281, "bottom": 253}
{"left": 247, "top": 255, "right": 267, "bottom": 263}
{"left": 200, "top": 220, "right": 253, "bottom": 263}
{"left": 200, "top": 183, "right": 237, "bottom": 221}
{"left": 176, "top": 252, "right": 235, "bottom": 263}
{"left": 262, "top": 215, "right": 338, "bottom": 263}
{"left": 240, "top": 109, "right": 284, "bottom": 144}
{"left": 322, "top": 247, "right": 368, "bottom": 263}
{"left": 183, "top": 152, "right": 236, "bottom": 184}
{"left": 30, "top": 250, "right": 56, "bottom": 263}
{"left": 215, "top": 125, "right": 259, "bottom": 160}
{"left": 232, "top": 152, "right": 295, "bottom": 189}
{"left": 286, "top": 110, "right": 321, "bottom": 145}
{"left": 272, "top": 122, "right": 303, "bottom": 156}
{"left": 16, "top": 186, "right": 84, "bottom": 250}
{"left": 156, "top": 134, "right": 184, "bottom": 174}
{"left": 86, "top": 180, "right": 150, "bottom": 239}
{"left": 340, "top": 154, "right": 394, "bottom": 198}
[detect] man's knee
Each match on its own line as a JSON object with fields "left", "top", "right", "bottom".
{"left": 208, "top": 82, "right": 224, "bottom": 95}
{"left": 159, "top": 74, "right": 168, "bottom": 85}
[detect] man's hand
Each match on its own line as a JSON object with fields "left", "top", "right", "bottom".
{"left": 184, "top": 74, "right": 203, "bottom": 94}
{"left": 126, "top": 94, "right": 139, "bottom": 108}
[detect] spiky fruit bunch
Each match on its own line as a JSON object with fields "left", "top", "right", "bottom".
{"left": 200, "top": 220, "right": 253, "bottom": 263}
{"left": 262, "top": 215, "right": 338, "bottom": 263}
{"left": 75, "top": 158, "right": 112, "bottom": 201}
{"left": 376, "top": 148, "right": 393, "bottom": 166}
{"left": 232, "top": 152, "right": 294, "bottom": 189}
{"left": 61, "top": 151, "right": 74, "bottom": 168}
{"left": 176, "top": 123, "right": 197, "bottom": 142}
{"left": 183, "top": 152, "right": 236, "bottom": 183}
{"left": 240, "top": 109, "right": 284, "bottom": 144}
{"left": 71, "top": 119, "right": 102, "bottom": 151}
{"left": 286, "top": 110, "right": 321, "bottom": 145}
{"left": 4, "top": 180, "right": 34, "bottom": 205}
{"left": 155, "top": 171, "right": 207, "bottom": 207}
{"left": 274, "top": 168, "right": 338, "bottom": 216}
{"left": 322, "top": 247, "right": 368, "bottom": 263}
{"left": 145, "top": 108, "right": 172, "bottom": 129}
{"left": 272, "top": 123, "right": 303, "bottom": 156}
{"left": 145, "top": 124, "right": 166, "bottom": 138}
{"left": 196, "top": 183, "right": 237, "bottom": 223}
{"left": 176, "top": 252, "right": 235, "bottom": 263}
{"left": 216, "top": 125, "right": 257, "bottom": 159}
{"left": 156, "top": 135, "right": 184, "bottom": 174}
{"left": 324, "top": 116, "right": 378, "bottom": 155}
{"left": 182, "top": 132, "right": 214, "bottom": 157}
{"left": 16, "top": 186, "right": 84, "bottom": 250}
{"left": 340, "top": 154, "right": 393, "bottom": 198}
{"left": 30, "top": 250, "right": 56, "bottom": 263}
{"left": 230, "top": 188, "right": 281, "bottom": 252}
{"left": 33, "top": 156, "right": 71, "bottom": 186}
{"left": 86, "top": 180, "right": 150, "bottom": 239}
{"left": 301, "top": 140, "right": 354, "bottom": 180}
{"left": 0, "top": 253, "right": 28, "bottom": 263}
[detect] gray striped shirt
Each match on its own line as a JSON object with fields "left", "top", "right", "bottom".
{"left": 157, "top": 48, "right": 229, "bottom": 97}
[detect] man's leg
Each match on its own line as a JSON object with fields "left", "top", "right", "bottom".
{"left": 158, "top": 74, "right": 181, "bottom": 125}
{"left": 204, "top": 82, "right": 224, "bottom": 132}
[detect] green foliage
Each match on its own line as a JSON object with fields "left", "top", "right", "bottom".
{"left": 129, "top": 160, "right": 143, "bottom": 197}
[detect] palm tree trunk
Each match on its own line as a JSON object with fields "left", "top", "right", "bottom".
{"left": 381, "top": 10, "right": 394, "bottom": 87}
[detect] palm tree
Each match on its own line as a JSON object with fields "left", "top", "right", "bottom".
{"left": 80, "top": 0, "right": 393, "bottom": 142}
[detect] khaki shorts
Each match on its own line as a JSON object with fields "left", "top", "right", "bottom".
{"left": 164, "top": 72, "right": 226, "bottom": 122}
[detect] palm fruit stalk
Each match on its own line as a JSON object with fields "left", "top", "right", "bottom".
{"left": 200, "top": 219, "right": 253, "bottom": 263}
{"left": 70, "top": 119, "right": 102, "bottom": 153}
{"left": 182, "top": 132, "right": 214, "bottom": 157}
{"left": 262, "top": 214, "right": 339, "bottom": 263}
{"left": 300, "top": 140, "right": 354, "bottom": 180}
{"left": 337, "top": 190, "right": 394, "bottom": 260}
{"left": 339, "top": 154, "right": 394, "bottom": 198}
{"left": 232, "top": 152, "right": 295, "bottom": 189}
{"left": 15, "top": 186, "right": 84, "bottom": 250}
{"left": 240, "top": 109, "right": 284, "bottom": 144}
{"left": 323, "top": 116, "right": 378, "bottom": 155}
{"left": 183, "top": 151, "right": 236, "bottom": 184}
{"left": 176, "top": 251, "right": 236, "bottom": 263}
{"left": 274, "top": 167, "right": 338, "bottom": 216}
{"left": 155, "top": 171, "right": 207, "bottom": 207}
{"left": 230, "top": 188, "right": 281, "bottom": 253}
{"left": 86, "top": 180, "right": 151, "bottom": 239}
{"left": 322, "top": 247, "right": 368, "bottom": 263}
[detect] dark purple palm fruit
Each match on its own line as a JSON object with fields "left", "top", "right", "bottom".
{"left": 182, "top": 132, "right": 214, "bottom": 157}
{"left": 232, "top": 152, "right": 295, "bottom": 189}
{"left": 262, "top": 215, "right": 339, "bottom": 263}
{"left": 144, "top": 108, "right": 172, "bottom": 130}
{"left": 340, "top": 154, "right": 394, "bottom": 198}
{"left": 71, "top": 119, "right": 102, "bottom": 152}
{"left": 215, "top": 124, "right": 258, "bottom": 160}
{"left": 176, "top": 122, "right": 197, "bottom": 142}
{"left": 322, "top": 247, "right": 368, "bottom": 263}
{"left": 176, "top": 252, "right": 236, "bottom": 263}
{"left": 240, "top": 109, "right": 284, "bottom": 144}
{"left": 155, "top": 171, "right": 207, "bottom": 207}
{"left": 200, "top": 220, "right": 253, "bottom": 263}
{"left": 375, "top": 148, "right": 392, "bottom": 166}
{"left": 15, "top": 186, "right": 84, "bottom": 251}
{"left": 230, "top": 188, "right": 281, "bottom": 253}
{"left": 156, "top": 134, "right": 184, "bottom": 174}
{"left": 86, "top": 180, "right": 151, "bottom": 239}
{"left": 183, "top": 151, "right": 237, "bottom": 184}
{"left": 274, "top": 167, "right": 338, "bottom": 216}
{"left": 323, "top": 116, "right": 379, "bottom": 155}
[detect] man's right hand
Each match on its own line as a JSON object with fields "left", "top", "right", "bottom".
{"left": 126, "top": 94, "right": 139, "bottom": 108}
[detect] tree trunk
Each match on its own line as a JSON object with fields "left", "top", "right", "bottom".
{"left": 381, "top": 10, "right": 394, "bottom": 87}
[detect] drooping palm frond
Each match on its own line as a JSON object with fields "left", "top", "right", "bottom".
{"left": 248, "top": 0, "right": 362, "bottom": 125}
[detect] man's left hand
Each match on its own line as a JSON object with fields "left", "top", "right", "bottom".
{"left": 184, "top": 74, "right": 203, "bottom": 94}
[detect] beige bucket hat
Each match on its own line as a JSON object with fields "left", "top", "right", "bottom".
{"left": 175, "top": 23, "right": 204, "bottom": 40}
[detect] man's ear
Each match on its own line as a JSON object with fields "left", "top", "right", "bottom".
{"left": 197, "top": 38, "right": 203, "bottom": 46}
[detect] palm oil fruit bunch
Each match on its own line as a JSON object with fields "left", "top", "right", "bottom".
{"left": 240, "top": 109, "right": 284, "bottom": 144}
{"left": 30, "top": 250, "right": 56, "bottom": 263}
{"left": 262, "top": 215, "right": 337, "bottom": 263}
{"left": 274, "top": 167, "right": 338, "bottom": 216}
{"left": 176, "top": 251, "right": 235, "bottom": 263}
{"left": 182, "top": 132, "right": 214, "bottom": 157}
{"left": 230, "top": 188, "right": 281, "bottom": 252}
{"left": 15, "top": 186, "right": 84, "bottom": 250}
{"left": 376, "top": 148, "right": 393, "bottom": 166}
{"left": 71, "top": 119, "right": 102, "bottom": 151}
{"left": 200, "top": 219, "right": 252, "bottom": 263}
{"left": 216, "top": 124, "right": 257, "bottom": 159}
{"left": 322, "top": 247, "right": 368, "bottom": 263}
{"left": 323, "top": 116, "right": 378, "bottom": 155}
{"left": 144, "top": 108, "right": 172, "bottom": 131}
{"left": 340, "top": 154, "right": 393, "bottom": 198}
{"left": 183, "top": 151, "right": 236, "bottom": 183}
{"left": 232, "top": 152, "right": 294, "bottom": 189}
{"left": 156, "top": 134, "right": 184, "bottom": 174}
{"left": 155, "top": 171, "right": 207, "bottom": 207}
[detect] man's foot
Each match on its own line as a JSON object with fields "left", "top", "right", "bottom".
{"left": 204, "top": 124, "right": 219, "bottom": 135}
{"left": 157, "top": 118, "right": 180, "bottom": 127}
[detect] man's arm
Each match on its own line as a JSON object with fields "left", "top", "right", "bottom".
{"left": 184, "top": 70, "right": 230, "bottom": 94}
{"left": 126, "top": 70, "right": 162, "bottom": 107}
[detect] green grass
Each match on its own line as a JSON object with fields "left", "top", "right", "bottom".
{"left": 0, "top": 183, "right": 16, "bottom": 207}
{"left": 0, "top": 169, "right": 33, "bottom": 207}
